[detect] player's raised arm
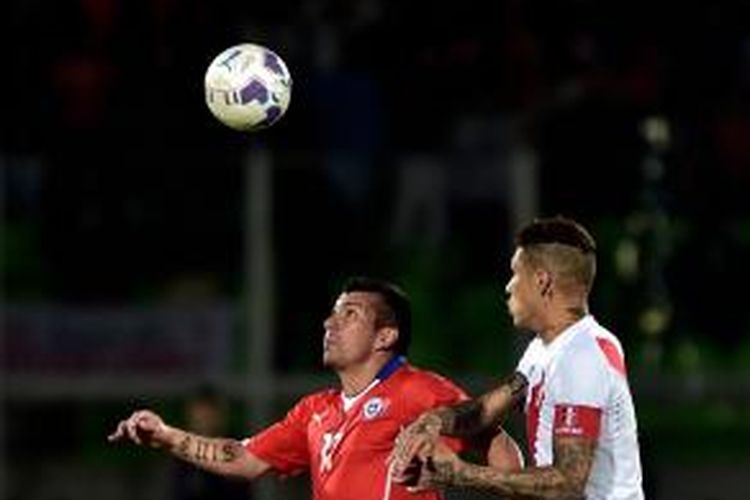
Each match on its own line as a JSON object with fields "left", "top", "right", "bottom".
{"left": 391, "top": 371, "right": 528, "bottom": 481}
{"left": 108, "top": 409, "right": 272, "bottom": 480}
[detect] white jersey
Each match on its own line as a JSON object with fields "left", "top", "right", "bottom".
{"left": 516, "top": 315, "right": 644, "bottom": 500}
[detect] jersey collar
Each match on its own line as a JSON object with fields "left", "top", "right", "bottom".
{"left": 546, "top": 315, "right": 595, "bottom": 356}
{"left": 340, "top": 355, "right": 406, "bottom": 411}
{"left": 375, "top": 355, "right": 406, "bottom": 382}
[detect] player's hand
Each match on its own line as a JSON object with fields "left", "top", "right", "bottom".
{"left": 406, "top": 441, "right": 463, "bottom": 492}
{"left": 107, "top": 409, "right": 170, "bottom": 448}
{"left": 389, "top": 412, "right": 442, "bottom": 483}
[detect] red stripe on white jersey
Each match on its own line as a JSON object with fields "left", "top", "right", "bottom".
{"left": 525, "top": 375, "right": 545, "bottom": 465}
{"left": 596, "top": 337, "right": 627, "bottom": 377}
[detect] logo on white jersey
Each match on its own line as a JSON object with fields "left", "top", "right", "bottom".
{"left": 320, "top": 430, "right": 343, "bottom": 473}
{"left": 563, "top": 406, "right": 577, "bottom": 428}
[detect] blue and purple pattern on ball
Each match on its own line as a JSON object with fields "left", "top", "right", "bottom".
{"left": 239, "top": 80, "right": 269, "bottom": 105}
{"left": 206, "top": 43, "right": 290, "bottom": 130}
{"left": 264, "top": 51, "right": 285, "bottom": 76}
{"left": 257, "top": 106, "right": 282, "bottom": 128}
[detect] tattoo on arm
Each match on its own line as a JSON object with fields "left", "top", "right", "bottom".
{"left": 195, "top": 440, "right": 212, "bottom": 461}
{"left": 437, "top": 400, "right": 485, "bottom": 437}
{"left": 504, "top": 371, "right": 529, "bottom": 402}
{"left": 178, "top": 435, "right": 192, "bottom": 457}
{"left": 222, "top": 441, "right": 240, "bottom": 462}
{"left": 425, "top": 455, "right": 459, "bottom": 487}
{"left": 446, "top": 436, "right": 595, "bottom": 499}
{"left": 173, "top": 432, "right": 243, "bottom": 464}
{"left": 551, "top": 436, "right": 596, "bottom": 494}
{"left": 438, "top": 372, "right": 528, "bottom": 437}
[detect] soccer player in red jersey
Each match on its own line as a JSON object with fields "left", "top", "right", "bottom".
{"left": 109, "top": 276, "right": 469, "bottom": 500}
{"left": 391, "top": 217, "right": 644, "bottom": 500}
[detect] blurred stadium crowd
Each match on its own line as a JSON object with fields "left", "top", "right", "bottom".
{"left": 2, "top": 1, "right": 750, "bottom": 499}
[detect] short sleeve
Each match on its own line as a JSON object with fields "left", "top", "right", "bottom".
{"left": 516, "top": 338, "right": 543, "bottom": 380}
{"left": 243, "top": 396, "right": 312, "bottom": 475}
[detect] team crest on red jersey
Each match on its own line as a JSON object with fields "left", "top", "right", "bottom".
{"left": 362, "top": 397, "right": 388, "bottom": 420}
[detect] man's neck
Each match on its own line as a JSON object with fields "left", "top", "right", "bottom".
{"left": 336, "top": 354, "right": 394, "bottom": 397}
{"left": 538, "top": 305, "right": 588, "bottom": 344}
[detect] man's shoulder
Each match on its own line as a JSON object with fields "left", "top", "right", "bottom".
{"left": 383, "top": 365, "right": 467, "bottom": 416}
{"left": 521, "top": 335, "right": 545, "bottom": 357}
{"left": 294, "top": 387, "right": 339, "bottom": 411}
{"left": 550, "top": 323, "right": 623, "bottom": 384}
{"left": 517, "top": 335, "right": 545, "bottom": 375}
{"left": 562, "top": 318, "right": 623, "bottom": 360}
{"left": 393, "top": 364, "right": 466, "bottom": 397}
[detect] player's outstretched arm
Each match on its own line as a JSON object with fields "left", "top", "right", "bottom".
{"left": 391, "top": 372, "right": 528, "bottom": 480}
{"left": 442, "top": 370, "right": 528, "bottom": 437}
{"left": 108, "top": 409, "right": 272, "bottom": 480}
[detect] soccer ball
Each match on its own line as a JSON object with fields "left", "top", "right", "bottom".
{"left": 204, "top": 43, "right": 292, "bottom": 131}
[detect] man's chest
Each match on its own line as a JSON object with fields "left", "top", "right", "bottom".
{"left": 306, "top": 395, "right": 402, "bottom": 474}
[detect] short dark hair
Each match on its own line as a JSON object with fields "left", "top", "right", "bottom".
{"left": 341, "top": 276, "right": 412, "bottom": 356}
{"left": 516, "top": 216, "right": 596, "bottom": 254}
{"left": 516, "top": 216, "right": 597, "bottom": 292}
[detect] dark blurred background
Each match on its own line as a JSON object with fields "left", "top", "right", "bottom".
{"left": 2, "top": 0, "right": 750, "bottom": 499}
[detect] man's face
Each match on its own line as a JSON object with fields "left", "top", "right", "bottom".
{"left": 323, "top": 292, "right": 382, "bottom": 370}
{"left": 505, "top": 248, "right": 543, "bottom": 330}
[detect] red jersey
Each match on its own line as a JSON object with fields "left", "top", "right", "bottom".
{"left": 244, "top": 358, "right": 467, "bottom": 500}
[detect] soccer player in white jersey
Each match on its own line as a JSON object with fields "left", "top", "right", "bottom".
{"left": 391, "top": 216, "right": 644, "bottom": 499}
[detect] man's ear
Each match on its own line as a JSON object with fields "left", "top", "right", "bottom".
{"left": 376, "top": 326, "right": 399, "bottom": 351}
{"left": 536, "top": 269, "right": 553, "bottom": 298}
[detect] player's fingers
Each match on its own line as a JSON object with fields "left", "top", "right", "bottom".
{"left": 390, "top": 442, "right": 417, "bottom": 477}
{"left": 388, "top": 433, "right": 410, "bottom": 470}
{"left": 407, "top": 456, "right": 440, "bottom": 492}
{"left": 125, "top": 418, "right": 143, "bottom": 445}
{"left": 390, "top": 431, "right": 405, "bottom": 460}
{"left": 404, "top": 436, "right": 430, "bottom": 465}
{"left": 107, "top": 421, "right": 126, "bottom": 442}
{"left": 410, "top": 438, "right": 440, "bottom": 476}
{"left": 117, "top": 419, "right": 133, "bottom": 441}
{"left": 415, "top": 439, "right": 435, "bottom": 462}
{"left": 407, "top": 471, "right": 433, "bottom": 494}
{"left": 392, "top": 436, "right": 428, "bottom": 479}
{"left": 389, "top": 439, "right": 408, "bottom": 467}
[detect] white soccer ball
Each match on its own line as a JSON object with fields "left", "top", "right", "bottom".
{"left": 204, "top": 43, "right": 292, "bottom": 131}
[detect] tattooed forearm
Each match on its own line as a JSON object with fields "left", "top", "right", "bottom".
{"left": 424, "top": 455, "right": 459, "bottom": 487}
{"left": 449, "top": 463, "right": 583, "bottom": 499}
{"left": 173, "top": 432, "right": 243, "bottom": 464}
{"left": 435, "top": 400, "right": 485, "bottom": 437}
{"left": 437, "top": 372, "right": 528, "bottom": 437}
{"left": 552, "top": 436, "right": 596, "bottom": 494}
{"left": 178, "top": 435, "right": 192, "bottom": 457}
{"left": 433, "top": 437, "right": 594, "bottom": 499}
{"left": 503, "top": 371, "right": 529, "bottom": 401}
